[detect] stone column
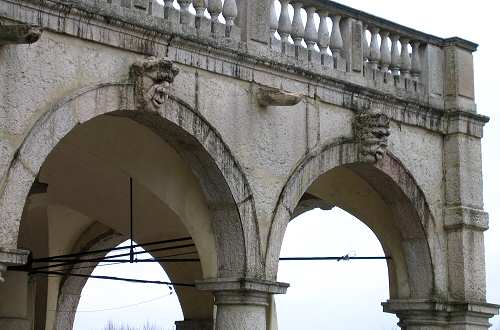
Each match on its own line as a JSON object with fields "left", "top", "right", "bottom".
{"left": 0, "top": 248, "right": 31, "bottom": 330}
{"left": 197, "top": 278, "right": 288, "bottom": 330}
{"left": 383, "top": 300, "right": 499, "bottom": 330}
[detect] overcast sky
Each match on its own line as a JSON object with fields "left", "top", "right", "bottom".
{"left": 75, "top": 1, "right": 500, "bottom": 329}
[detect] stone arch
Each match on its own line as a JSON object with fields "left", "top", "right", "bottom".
{"left": 53, "top": 221, "right": 211, "bottom": 330}
{"left": 0, "top": 83, "right": 260, "bottom": 278}
{"left": 53, "top": 226, "right": 125, "bottom": 330}
{"left": 265, "top": 140, "right": 436, "bottom": 299}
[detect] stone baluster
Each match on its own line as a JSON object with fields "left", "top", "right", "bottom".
{"left": 304, "top": 6, "right": 317, "bottom": 61}
{"left": 193, "top": 0, "right": 207, "bottom": 29}
{"left": 400, "top": 37, "right": 411, "bottom": 78}
{"left": 410, "top": 40, "right": 421, "bottom": 79}
{"left": 390, "top": 33, "right": 400, "bottom": 75}
{"left": 291, "top": 1, "right": 304, "bottom": 57}
{"left": 317, "top": 11, "right": 329, "bottom": 65}
{"left": 222, "top": 0, "right": 237, "bottom": 37}
{"left": 368, "top": 27, "right": 380, "bottom": 70}
{"left": 379, "top": 31, "right": 391, "bottom": 73}
{"left": 269, "top": 0, "right": 279, "bottom": 45}
{"left": 163, "top": 0, "right": 174, "bottom": 20}
{"left": 178, "top": 0, "right": 193, "bottom": 25}
{"left": 362, "top": 23, "right": 369, "bottom": 64}
{"left": 208, "top": 0, "right": 222, "bottom": 34}
{"left": 278, "top": 0, "right": 292, "bottom": 54}
{"left": 329, "top": 14, "right": 343, "bottom": 69}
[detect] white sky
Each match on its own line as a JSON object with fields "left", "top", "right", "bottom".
{"left": 74, "top": 1, "right": 500, "bottom": 329}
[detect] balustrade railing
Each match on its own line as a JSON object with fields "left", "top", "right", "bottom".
{"left": 107, "top": 0, "right": 239, "bottom": 39}
{"left": 94, "top": 0, "right": 473, "bottom": 98}
{"left": 267, "top": 0, "right": 452, "bottom": 93}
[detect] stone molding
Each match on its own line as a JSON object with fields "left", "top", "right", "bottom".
{"left": 0, "top": 247, "right": 29, "bottom": 266}
{"left": 196, "top": 278, "right": 289, "bottom": 306}
{"left": 383, "top": 299, "right": 499, "bottom": 327}
{"left": 446, "top": 110, "right": 488, "bottom": 138}
{"left": 0, "top": 247, "right": 29, "bottom": 282}
{"left": 444, "top": 206, "right": 489, "bottom": 231}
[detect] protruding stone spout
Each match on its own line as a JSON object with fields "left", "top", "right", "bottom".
{"left": 256, "top": 87, "right": 303, "bottom": 107}
{"left": 0, "top": 24, "right": 42, "bottom": 45}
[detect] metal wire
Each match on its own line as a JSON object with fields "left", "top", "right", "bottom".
{"left": 28, "top": 243, "right": 196, "bottom": 271}
{"left": 31, "top": 270, "right": 196, "bottom": 287}
{"left": 31, "top": 236, "right": 193, "bottom": 263}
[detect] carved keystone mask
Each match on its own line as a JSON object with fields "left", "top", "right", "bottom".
{"left": 130, "top": 57, "right": 179, "bottom": 112}
{"left": 354, "top": 112, "right": 391, "bottom": 163}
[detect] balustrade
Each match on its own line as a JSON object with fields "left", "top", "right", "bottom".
{"left": 102, "top": 0, "right": 456, "bottom": 97}
{"left": 266, "top": 0, "right": 442, "bottom": 92}
{"left": 108, "top": 0, "right": 239, "bottom": 39}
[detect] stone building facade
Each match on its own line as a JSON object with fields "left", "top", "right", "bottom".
{"left": 0, "top": 0, "right": 498, "bottom": 328}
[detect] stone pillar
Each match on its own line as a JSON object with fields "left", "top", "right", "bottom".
{"left": 444, "top": 116, "right": 488, "bottom": 302}
{"left": 383, "top": 300, "right": 499, "bottom": 330}
{"left": 443, "top": 38, "right": 478, "bottom": 113}
{"left": 439, "top": 35, "right": 499, "bottom": 327}
{"left": 237, "top": 0, "right": 270, "bottom": 44}
{"left": 0, "top": 248, "right": 31, "bottom": 330}
{"left": 175, "top": 319, "right": 213, "bottom": 330}
{"left": 197, "top": 278, "right": 288, "bottom": 330}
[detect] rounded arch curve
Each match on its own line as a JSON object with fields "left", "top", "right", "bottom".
{"left": 53, "top": 222, "right": 212, "bottom": 330}
{"left": 265, "top": 140, "right": 437, "bottom": 300}
{"left": 54, "top": 226, "right": 126, "bottom": 330}
{"left": 0, "top": 83, "right": 260, "bottom": 278}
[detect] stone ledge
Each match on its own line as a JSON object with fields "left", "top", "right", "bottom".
{"left": 446, "top": 110, "right": 489, "bottom": 138}
{"left": 196, "top": 277, "right": 289, "bottom": 295}
{"left": 0, "top": 247, "right": 29, "bottom": 266}
{"left": 383, "top": 299, "right": 500, "bottom": 317}
{"left": 444, "top": 206, "right": 489, "bottom": 231}
{"left": 443, "top": 37, "right": 479, "bottom": 52}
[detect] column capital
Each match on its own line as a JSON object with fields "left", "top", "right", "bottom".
{"left": 444, "top": 206, "right": 489, "bottom": 231}
{"left": 0, "top": 247, "right": 30, "bottom": 282}
{"left": 196, "top": 278, "right": 289, "bottom": 306}
{"left": 383, "top": 299, "right": 499, "bottom": 328}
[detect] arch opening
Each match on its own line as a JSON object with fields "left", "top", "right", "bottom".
{"left": 3, "top": 84, "right": 258, "bottom": 329}
{"left": 70, "top": 240, "right": 191, "bottom": 330}
{"left": 276, "top": 207, "right": 399, "bottom": 329}
{"left": 0, "top": 83, "right": 260, "bottom": 281}
{"left": 266, "top": 142, "right": 437, "bottom": 308}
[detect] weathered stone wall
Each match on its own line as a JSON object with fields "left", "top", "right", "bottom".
{"left": 0, "top": 15, "right": 481, "bottom": 290}
{"left": 0, "top": 0, "right": 497, "bottom": 328}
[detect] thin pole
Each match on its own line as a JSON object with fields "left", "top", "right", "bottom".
{"left": 130, "top": 177, "right": 133, "bottom": 263}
